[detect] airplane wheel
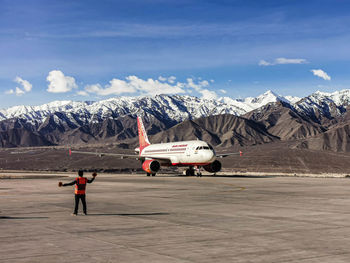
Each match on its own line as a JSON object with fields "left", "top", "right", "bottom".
{"left": 185, "top": 169, "right": 191, "bottom": 176}
{"left": 152, "top": 173, "right": 156, "bottom": 176}
{"left": 147, "top": 173, "right": 150, "bottom": 176}
{"left": 190, "top": 169, "right": 195, "bottom": 176}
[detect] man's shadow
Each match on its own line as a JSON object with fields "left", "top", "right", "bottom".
{"left": 88, "top": 212, "right": 169, "bottom": 216}
{"left": 0, "top": 216, "right": 49, "bottom": 220}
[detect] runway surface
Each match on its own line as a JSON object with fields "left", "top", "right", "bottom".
{"left": 1, "top": 173, "right": 350, "bottom": 262}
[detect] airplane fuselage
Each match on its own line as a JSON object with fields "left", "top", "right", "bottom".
{"left": 139, "top": 140, "right": 216, "bottom": 166}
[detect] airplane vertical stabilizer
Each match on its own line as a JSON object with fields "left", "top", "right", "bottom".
{"left": 137, "top": 116, "right": 151, "bottom": 153}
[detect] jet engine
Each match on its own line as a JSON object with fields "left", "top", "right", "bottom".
{"left": 142, "top": 159, "right": 161, "bottom": 174}
{"left": 203, "top": 160, "right": 222, "bottom": 173}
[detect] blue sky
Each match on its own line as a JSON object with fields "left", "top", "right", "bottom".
{"left": 1, "top": 0, "right": 350, "bottom": 107}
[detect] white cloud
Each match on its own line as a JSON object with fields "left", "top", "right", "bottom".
{"left": 311, "top": 69, "right": 331, "bottom": 81}
{"left": 186, "top": 78, "right": 198, "bottom": 90}
{"left": 259, "top": 60, "right": 272, "bottom": 66}
{"left": 168, "top": 76, "right": 176, "bottom": 84}
{"left": 185, "top": 78, "right": 217, "bottom": 99}
{"left": 85, "top": 84, "right": 103, "bottom": 93}
{"left": 6, "top": 76, "right": 33, "bottom": 96}
{"left": 76, "top": 90, "right": 89, "bottom": 96}
{"left": 46, "top": 70, "right": 78, "bottom": 93}
{"left": 158, "top": 76, "right": 177, "bottom": 84}
{"left": 5, "top": 89, "right": 14, "bottom": 95}
{"left": 6, "top": 87, "right": 25, "bottom": 96}
{"left": 259, "top": 57, "right": 308, "bottom": 66}
{"left": 186, "top": 78, "right": 209, "bottom": 91}
{"left": 127, "top": 76, "right": 185, "bottom": 95}
{"left": 14, "top": 76, "right": 32, "bottom": 92}
{"left": 15, "top": 87, "right": 25, "bottom": 96}
{"left": 199, "top": 89, "right": 218, "bottom": 100}
{"left": 199, "top": 80, "right": 209, "bottom": 87}
{"left": 275, "top": 58, "right": 307, "bottom": 64}
{"left": 83, "top": 75, "right": 218, "bottom": 99}
{"left": 107, "top": 78, "right": 135, "bottom": 95}
{"left": 84, "top": 76, "right": 185, "bottom": 96}
{"left": 219, "top": 89, "right": 227, "bottom": 94}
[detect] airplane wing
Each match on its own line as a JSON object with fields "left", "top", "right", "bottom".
{"left": 216, "top": 151, "right": 243, "bottom": 158}
{"left": 69, "top": 150, "right": 172, "bottom": 162}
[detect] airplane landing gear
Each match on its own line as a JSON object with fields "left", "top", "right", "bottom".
{"left": 196, "top": 166, "right": 202, "bottom": 177}
{"left": 185, "top": 167, "right": 195, "bottom": 176}
{"left": 184, "top": 166, "right": 202, "bottom": 177}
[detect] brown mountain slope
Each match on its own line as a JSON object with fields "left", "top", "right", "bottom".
{"left": 150, "top": 114, "right": 278, "bottom": 148}
{"left": 0, "top": 118, "right": 53, "bottom": 147}
{"left": 296, "top": 121, "right": 350, "bottom": 152}
{"left": 244, "top": 102, "right": 325, "bottom": 140}
{"left": 37, "top": 114, "right": 175, "bottom": 145}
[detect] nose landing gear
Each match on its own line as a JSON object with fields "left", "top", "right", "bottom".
{"left": 196, "top": 166, "right": 202, "bottom": 177}
{"left": 184, "top": 166, "right": 202, "bottom": 177}
{"left": 185, "top": 167, "right": 195, "bottom": 176}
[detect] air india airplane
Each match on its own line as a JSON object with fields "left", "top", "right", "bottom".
{"left": 70, "top": 117, "right": 241, "bottom": 176}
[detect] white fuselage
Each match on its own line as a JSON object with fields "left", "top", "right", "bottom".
{"left": 139, "top": 140, "right": 216, "bottom": 166}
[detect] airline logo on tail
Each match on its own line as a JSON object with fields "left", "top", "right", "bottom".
{"left": 137, "top": 116, "right": 150, "bottom": 153}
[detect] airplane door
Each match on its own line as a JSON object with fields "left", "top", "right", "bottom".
{"left": 186, "top": 146, "right": 191, "bottom": 157}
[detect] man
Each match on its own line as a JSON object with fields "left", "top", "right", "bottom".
{"left": 59, "top": 170, "right": 97, "bottom": 216}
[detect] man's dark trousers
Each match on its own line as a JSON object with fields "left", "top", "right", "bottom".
{"left": 74, "top": 194, "right": 87, "bottom": 214}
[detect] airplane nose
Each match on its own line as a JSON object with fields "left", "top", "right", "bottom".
{"left": 205, "top": 151, "right": 215, "bottom": 162}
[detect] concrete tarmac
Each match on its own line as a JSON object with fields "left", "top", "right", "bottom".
{"left": 1, "top": 173, "right": 350, "bottom": 262}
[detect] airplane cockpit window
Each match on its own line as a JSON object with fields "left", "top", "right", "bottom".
{"left": 208, "top": 144, "right": 214, "bottom": 150}
{"left": 196, "top": 146, "right": 212, "bottom": 150}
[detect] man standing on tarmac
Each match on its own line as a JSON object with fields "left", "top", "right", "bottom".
{"left": 58, "top": 170, "right": 97, "bottom": 216}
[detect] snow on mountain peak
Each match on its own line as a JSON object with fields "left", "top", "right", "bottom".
{"left": 308, "top": 89, "right": 350, "bottom": 106}
{"left": 1, "top": 89, "right": 350, "bottom": 125}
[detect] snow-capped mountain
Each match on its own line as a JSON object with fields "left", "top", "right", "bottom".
{"left": 0, "top": 90, "right": 297, "bottom": 125}
{"left": 1, "top": 89, "right": 350, "bottom": 128}
{"left": 0, "top": 89, "right": 350, "bottom": 149}
{"left": 294, "top": 89, "right": 350, "bottom": 123}
{"left": 218, "top": 90, "right": 299, "bottom": 113}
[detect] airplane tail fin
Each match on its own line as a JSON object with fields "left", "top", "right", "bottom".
{"left": 137, "top": 116, "right": 150, "bottom": 153}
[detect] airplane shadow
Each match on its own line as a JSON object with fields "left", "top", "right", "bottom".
{"left": 88, "top": 212, "right": 169, "bottom": 217}
{"left": 0, "top": 216, "right": 49, "bottom": 220}
{"left": 206, "top": 174, "right": 274, "bottom": 178}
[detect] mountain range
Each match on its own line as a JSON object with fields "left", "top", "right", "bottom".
{"left": 1, "top": 89, "right": 350, "bottom": 153}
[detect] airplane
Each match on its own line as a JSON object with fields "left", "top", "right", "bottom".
{"left": 70, "top": 116, "right": 242, "bottom": 176}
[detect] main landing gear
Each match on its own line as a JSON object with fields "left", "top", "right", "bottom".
{"left": 185, "top": 168, "right": 194, "bottom": 176}
{"left": 185, "top": 166, "right": 202, "bottom": 177}
{"left": 147, "top": 173, "right": 156, "bottom": 176}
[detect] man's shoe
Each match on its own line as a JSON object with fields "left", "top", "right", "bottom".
{"left": 83, "top": 212, "right": 87, "bottom": 215}
{"left": 71, "top": 213, "right": 77, "bottom": 216}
